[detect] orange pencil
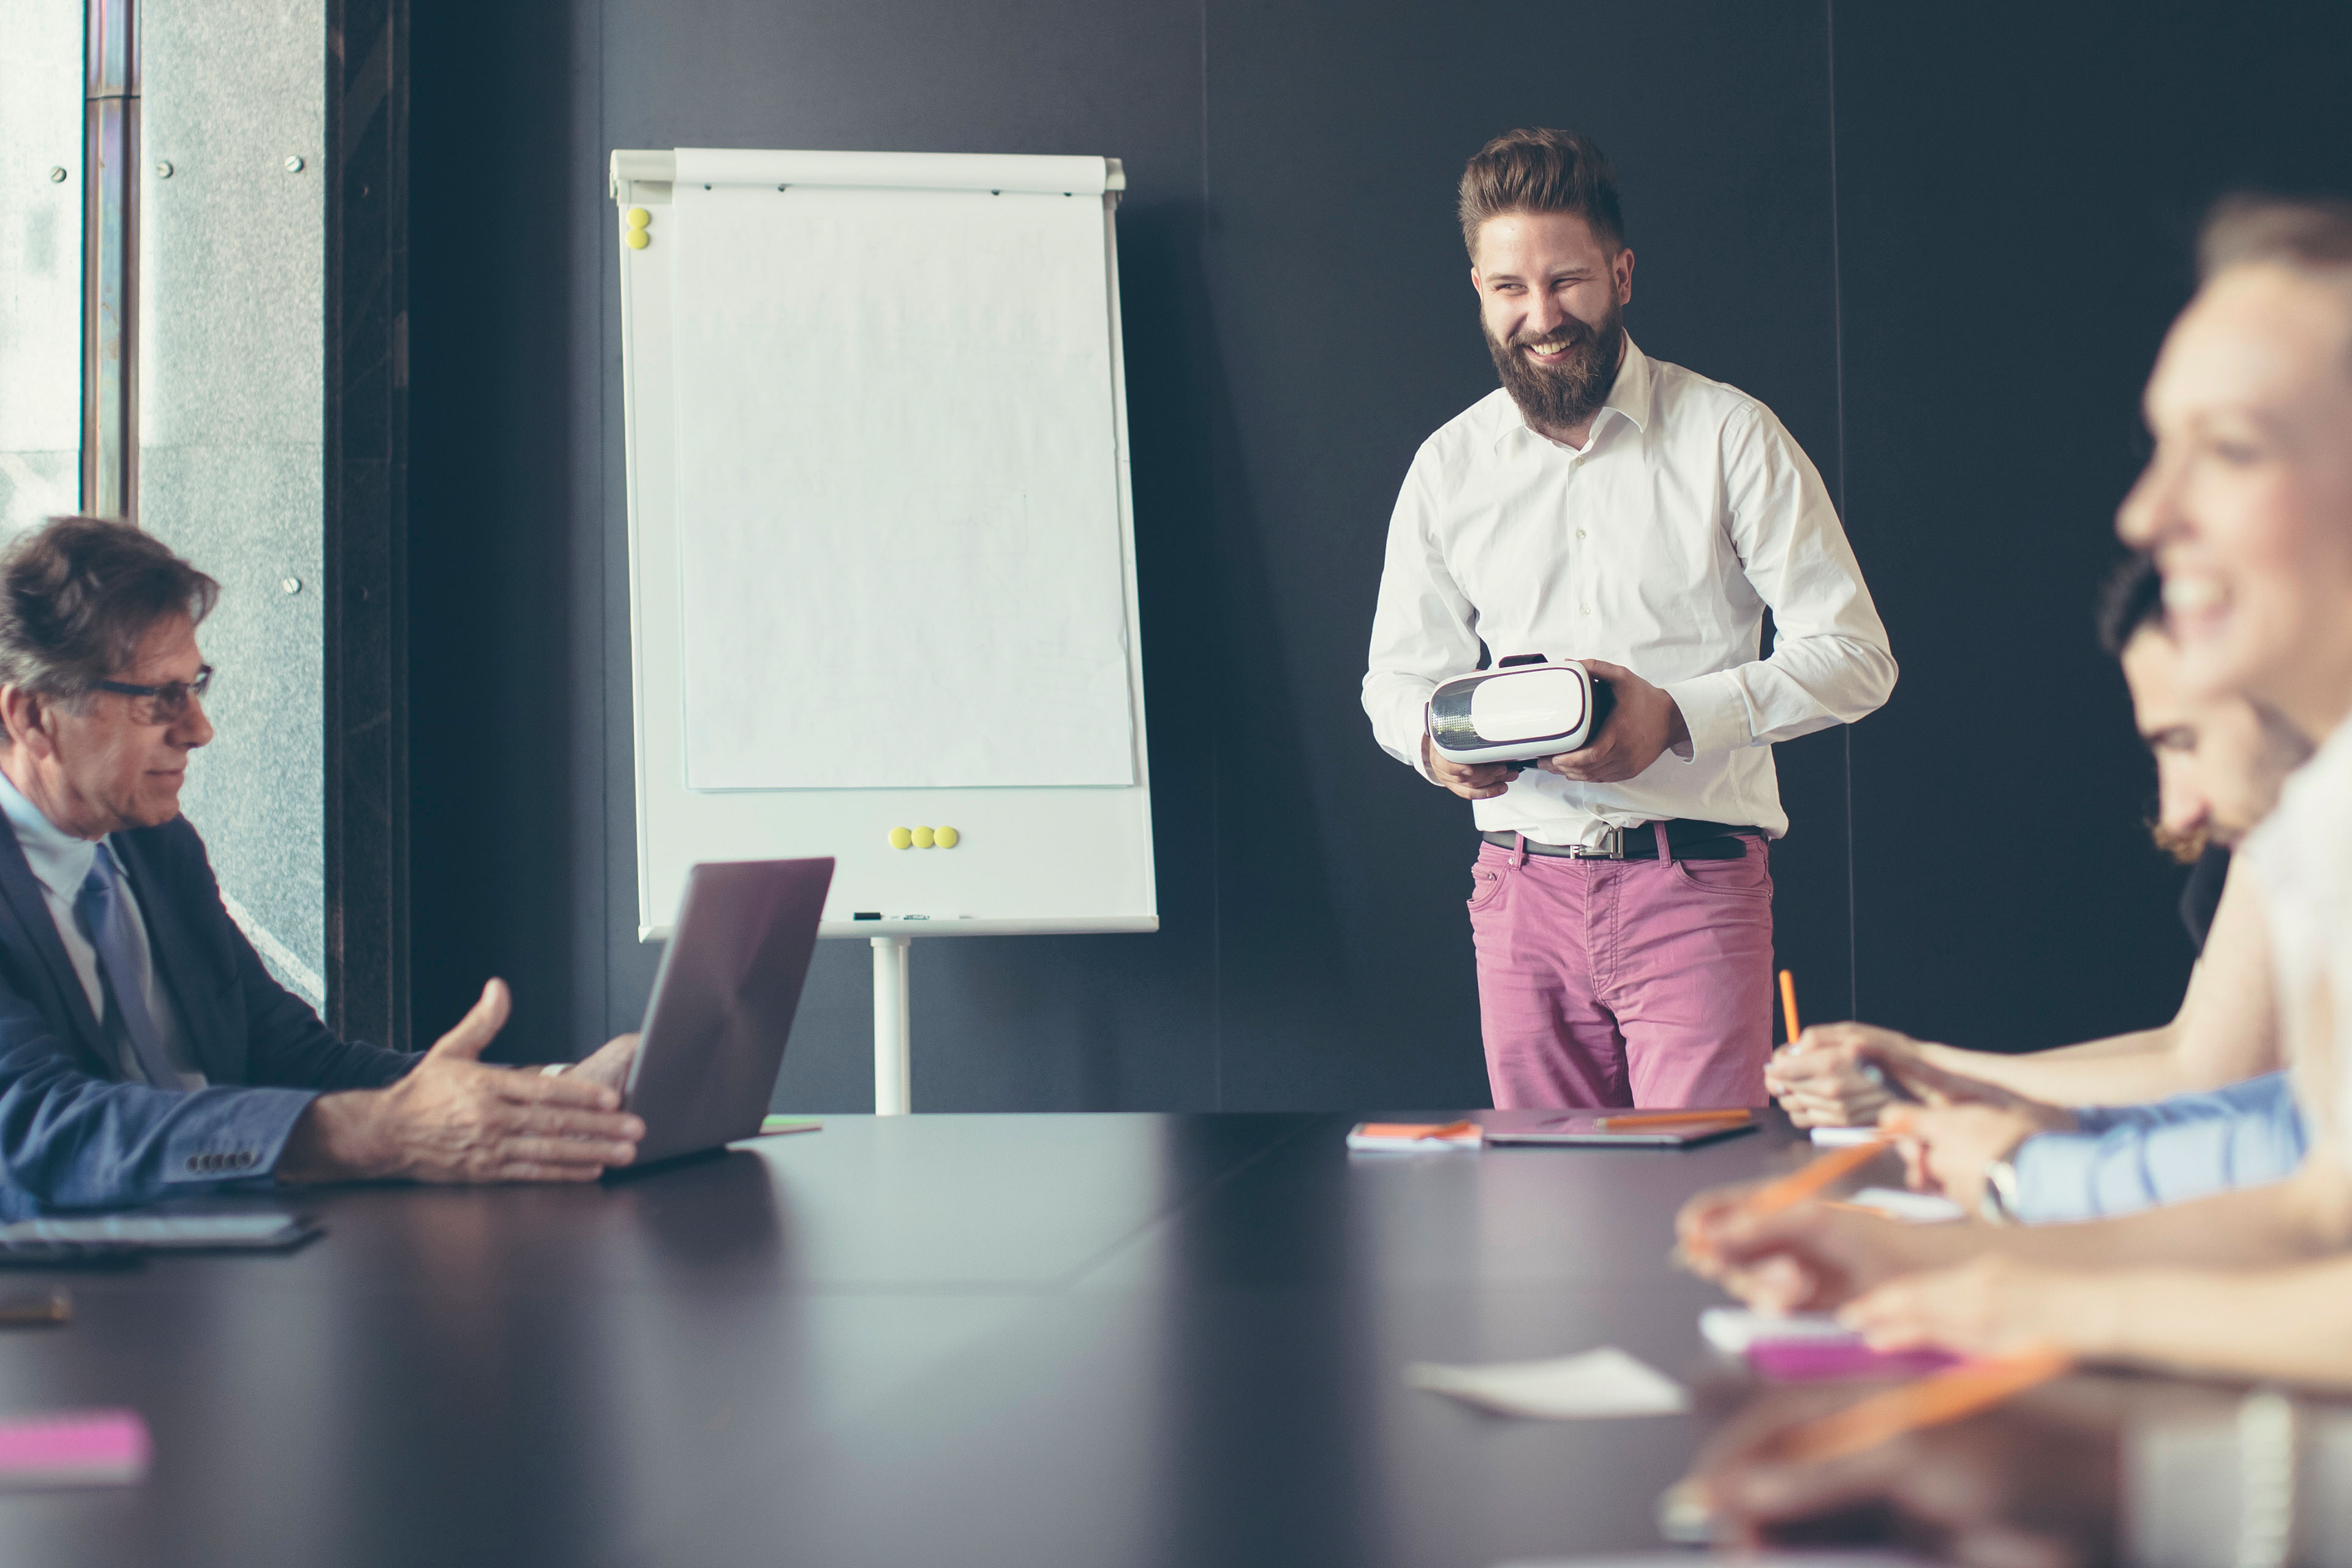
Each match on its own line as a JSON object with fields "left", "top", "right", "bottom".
{"left": 1779, "top": 968, "right": 1801, "bottom": 1046}
{"left": 1676, "top": 1136, "right": 1891, "bottom": 1270}
{"left": 1596, "top": 1109, "right": 1754, "bottom": 1131}
{"left": 1415, "top": 1120, "right": 1479, "bottom": 1140}
{"left": 1769, "top": 1348, "right": 2076, "bottom": 1464}
{"left": 1744, "top": 1137, "right": 1893, "bottom": 1218}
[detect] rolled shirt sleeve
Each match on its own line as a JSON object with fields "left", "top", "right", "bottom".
{"left": 2009, "top": 1071, "right": 2307, "bottom": 1224}
{"left": 1660, "top": 405, "right": 1898, "bottom": 759}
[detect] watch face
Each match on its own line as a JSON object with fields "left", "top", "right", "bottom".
{"left": 1978, "top": 1159, "right": 2020, "bottom": 1225}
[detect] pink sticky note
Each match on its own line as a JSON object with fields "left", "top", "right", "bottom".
{"left": 1748, "top": 1340, "right": 1963, "bottom": 1382}
{"left": 0, "top": 1409, "right": 151, "bottom": 1488}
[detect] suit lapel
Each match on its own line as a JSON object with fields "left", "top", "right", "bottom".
{"left": 0, "top": 812, "right": 113, "bottom": 1075}
{"left": 111, "top": 830, "right": 244, "bottom": 1084}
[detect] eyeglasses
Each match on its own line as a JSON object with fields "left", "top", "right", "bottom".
{"left": 94, "top": 665, "right": 214, "bottom": 724}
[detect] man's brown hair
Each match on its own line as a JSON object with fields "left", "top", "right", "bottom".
{"left": 0, "top": 516, "right": 219, "bottom": 707}
{"left": 1458, "top": 127, "right": 1625, "bottom": 258}
{"left": 2199, "top": 193, "right": 2352, "bottom": 284}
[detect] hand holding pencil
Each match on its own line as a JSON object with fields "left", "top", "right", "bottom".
{"left": 1766, "top": 1020, "right": 1939, "bottom": 1129}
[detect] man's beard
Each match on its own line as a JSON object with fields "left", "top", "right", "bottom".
{"left": 1486, "top": 302, "right": 1625, "bottom": 434}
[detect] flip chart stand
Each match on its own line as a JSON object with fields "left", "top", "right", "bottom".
{"left": 872, "top": 937, "right": 912, "bottom": 1114}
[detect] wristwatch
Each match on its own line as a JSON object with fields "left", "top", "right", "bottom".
{"left": 1978, "top": 1157, "right": 2022, "bottom": 1226}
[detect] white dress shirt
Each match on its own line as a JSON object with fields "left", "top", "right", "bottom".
{"left": 2242, "top": 713, "right": 2352, "bottom": 1142}
{"left": 0, "top": 769, "right": 206, "bottom": 1090}
{"left": 1362, "top": 337, "right": 1896, "bottom": 845}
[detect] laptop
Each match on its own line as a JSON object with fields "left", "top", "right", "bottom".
{"left": 619, "top": 856, "right": 834, "bottom": 1169}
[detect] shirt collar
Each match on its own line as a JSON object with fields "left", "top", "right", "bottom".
{"left": 1488, "top": 333, "right": 1656, "bottom": 451}
{"left": 0, "top": 766, "right": 100, "bottom": 904}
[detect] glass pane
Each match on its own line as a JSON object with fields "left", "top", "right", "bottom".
{"left": 0, "top": 0, "right": 86, "bottom": 535}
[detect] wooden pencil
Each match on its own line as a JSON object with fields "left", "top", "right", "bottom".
{"left": 1596, "top": 1109, "right": 1754, "bottom": 1131}
{"left": 1744, "top": 1138, "right": 1893, "bottom": 1218}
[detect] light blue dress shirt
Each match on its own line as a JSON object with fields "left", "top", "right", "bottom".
{"left": 2009, "top": 1071, "right": 2304, "bottom": 1223}
{"left": 0, "top": 767, "right": 206, "bottom": 1090}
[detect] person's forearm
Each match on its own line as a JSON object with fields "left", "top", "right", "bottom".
{"left": 1917, "top": 1026, "right": 2185, "bottom": 1102}
{"left": 2100, "top": 1259, "right": 2352, "bottom": 1387}
{"left": 1986, "top": 1167, "right": 2352, "bottom": 1273}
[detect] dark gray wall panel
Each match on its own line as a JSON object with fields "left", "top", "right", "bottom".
{"left": 412, "top": 1, "right": 2352, "bottom": 1104}
{"left": 1834, "top": 3, "right": 2352, "bottom": 1051}
{"left": 410, "top": 0, "right": 1861, "bottom": 1106}
{"left": 410, "top": 0, "right": 584, "bottom": 1060}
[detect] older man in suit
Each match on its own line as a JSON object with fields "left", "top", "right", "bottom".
{"left": 0, "top": 516, "right": 642, "bottom": 1210}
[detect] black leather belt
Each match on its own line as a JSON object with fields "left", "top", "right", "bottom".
{"left": 1480, "top": 821, "right": 1761, "bottom": 862}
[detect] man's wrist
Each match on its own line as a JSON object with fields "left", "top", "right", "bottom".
{"left": 1416, "top": 733, "right": 1449, "bottom": 786}
{"left": 277, "top": 1090, "right": 393, "bottom": 1184}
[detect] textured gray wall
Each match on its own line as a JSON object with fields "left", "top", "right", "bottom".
{"left": 0, "top": 0, "right": 85, "bottom": 536}
{"left": 139, "top": 0, "right": 329, "bottom": 1010}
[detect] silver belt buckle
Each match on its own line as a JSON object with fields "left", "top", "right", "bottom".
{"left": 1567, "top": 825, "right": 1626, "bottom": 860}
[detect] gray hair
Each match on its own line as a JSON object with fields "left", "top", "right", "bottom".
{"left": 0, "top": 516, "right": 220, "bottom": 708}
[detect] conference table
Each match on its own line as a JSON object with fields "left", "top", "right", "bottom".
{"left": 0, "top": 1109, "right": 1818, "bottom": 1566}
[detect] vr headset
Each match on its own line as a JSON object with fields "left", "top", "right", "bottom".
{"left": 1425, "top": 655, "right": 1615, "bottom": 768}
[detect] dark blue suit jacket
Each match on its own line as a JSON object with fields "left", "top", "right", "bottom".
{"left": 0, "top": 810, "right": 418, "bottom": 1210}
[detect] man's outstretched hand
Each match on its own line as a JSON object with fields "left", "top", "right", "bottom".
{"left": 1536, "top": 659, "right": 1688, "bottom": 783}
{"left": 280, "top": 979, "right": 644, "bottom": 1185}
{"left": 560, "top": 1031, "right": 641, "bottom": 1096}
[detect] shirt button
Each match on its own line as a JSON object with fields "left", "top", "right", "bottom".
{"left": 1576, "top": 529, "right": 1586, "bottom": 538}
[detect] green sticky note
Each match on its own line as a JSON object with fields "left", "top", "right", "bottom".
{"left": 758, "top": 1116, "right": 823, "bottom": 1136}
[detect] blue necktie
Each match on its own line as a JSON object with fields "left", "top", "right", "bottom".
{"left": 75, "top": 845, "right": 181, "bottom": 1088}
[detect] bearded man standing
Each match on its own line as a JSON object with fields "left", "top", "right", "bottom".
{"left": 1363, "top": 129, "right": 1896, "bottom": 1109}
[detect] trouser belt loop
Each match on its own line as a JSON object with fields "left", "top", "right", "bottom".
{"left": 1653, "top": 820, "right": 1674, "bottom": 863}
{"left": 1510, "top": 832, "right": 1527, "bottom": 869}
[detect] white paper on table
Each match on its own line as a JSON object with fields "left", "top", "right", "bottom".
{"left": 1809, "top": 1125, "right": 1883, "bottom": 1147}
{"left": 1697, "top": 1307, "right": 1861, "bottom": 1357}
{"left": 666, "top": 182, "right": 1136, "bottom": 791}
{"left": 1846, "top": 1186, "right": 1967, "bottom": 1224}
{"left": 1495, "top": 1554, "right": 1937, "bottom": 1566}
{"left": 1406, "top": 1346, "right": 1690, "bottom": 1419}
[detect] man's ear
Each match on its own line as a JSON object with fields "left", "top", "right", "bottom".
{"left": 1615, "top": 246, "right": 1636, "bottom": 306}
{"left": 0, "top": 686, "right": 58, "bottom": 762}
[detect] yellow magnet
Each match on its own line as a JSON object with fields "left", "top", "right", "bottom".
{"left": 888, "top": 826, "right": 913, "bottom": 850}
{"left": 935, "top": 826, "right": 960, "bottom": 848}
{"left": 625, "top": 207, "right": 651, "bottom": 228}
{"left": 910, "top": 826, "right": 935, "bottom": 849}
{"left": 624, "top": 228, "right": 650, "bottom": 249}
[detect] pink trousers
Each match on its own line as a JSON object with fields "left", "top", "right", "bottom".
{"left": 1466, "top": 827, "right": 1774, "bottom": 1109}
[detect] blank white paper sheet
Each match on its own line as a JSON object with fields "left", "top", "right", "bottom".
{"left": 668, "top": 181, "right": 1136, "bottom": 790}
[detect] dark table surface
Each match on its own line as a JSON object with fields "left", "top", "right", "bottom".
{"left": 0, "top": 1109, "right": 1819, "bottom": 1567}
